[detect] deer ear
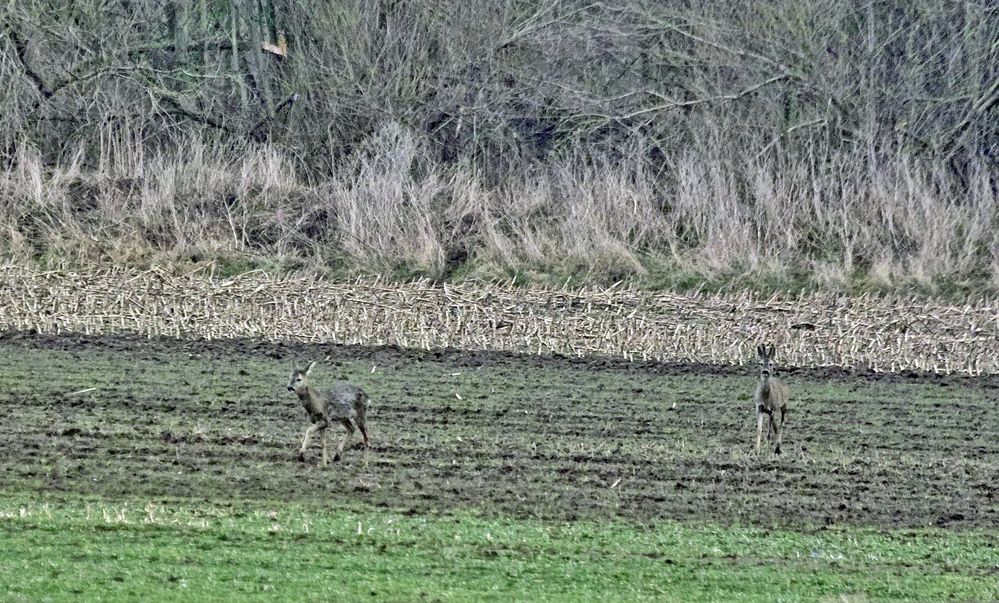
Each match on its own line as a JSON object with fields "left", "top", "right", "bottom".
{"left": 304, "top": 361, "right": 316, "bottom": 375}
{"left": 767, "top": 345, "right": 776, "bottom": 359}
{"left": 757, "top": 344, "right": 765, "bottom": 358}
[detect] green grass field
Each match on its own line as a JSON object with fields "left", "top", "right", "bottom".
{"left": 0, "top": 333, "right": 996, "bottom": 601}
{"left": 1, "top": 496, "right": 995, "bottom": 602}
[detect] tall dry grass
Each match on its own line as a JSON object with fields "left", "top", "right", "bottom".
{"left": 1, "top": 121, "right": 996, "bottom": 294}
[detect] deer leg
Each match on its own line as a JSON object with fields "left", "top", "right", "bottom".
{"left": 354, "top": 414, "right": 370, "bottom": 466}
{"left": 356, "top": 417, "right": 369, "bottom": 448}
{"left": 769, "top": 414, "right": 780, "bottom": 454}
{"left": 299, "top": 423, "right": 320, "bottom": 462}
{"left": 321, "top": 427, "right": 329, "bottom": 467}
{"left": 334, "top": 418, "right": 355, "bottom": 462}
{"left": 755, "top": 410, "right": 765, "bottom": 454}
{"left": 774, "top": 407, "right": 786, "bottom": 455}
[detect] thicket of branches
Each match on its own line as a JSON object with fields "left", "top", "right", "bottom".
{"left": 1, "top": 0, "right": 997, "bottom": 293}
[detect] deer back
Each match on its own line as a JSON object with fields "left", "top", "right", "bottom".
{"left": 323, "top": 381, "right": 367, "bottom": 420}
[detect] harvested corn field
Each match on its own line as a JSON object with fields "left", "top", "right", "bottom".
{"left": 1, "top": 265, "right": 997, "bottom": 375}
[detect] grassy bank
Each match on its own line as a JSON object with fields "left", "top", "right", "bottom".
{"left": 3, "top": 133, "right": 996, "bottom": 300}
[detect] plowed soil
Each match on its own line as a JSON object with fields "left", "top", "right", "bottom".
{"left": 1, "top": 332, "right": 996, "bottom": 528}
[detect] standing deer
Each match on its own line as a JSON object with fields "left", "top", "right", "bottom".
{"left": 287, "top": 361, "right": 370, "bottom": 466}
{"left": 754, "top": 344, "right": 789, "bottom": 455}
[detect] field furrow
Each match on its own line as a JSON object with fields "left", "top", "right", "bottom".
{"left": 1, "top": 332, "right": 995, "bottom": 530}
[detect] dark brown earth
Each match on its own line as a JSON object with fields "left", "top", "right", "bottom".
{"left": 0, "top": 331, "right": 996, "bottom": 529}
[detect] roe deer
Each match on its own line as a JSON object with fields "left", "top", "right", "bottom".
{"left": 753, "top": 344, "right": 789, "bottom": 455}
{"left": 287, "top": 361, "right": 369, "bottom": 466}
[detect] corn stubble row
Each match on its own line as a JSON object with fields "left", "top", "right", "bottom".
{"left": 1, "top": 264, "right": 996, "bottom": 375}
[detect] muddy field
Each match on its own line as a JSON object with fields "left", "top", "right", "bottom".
{"left": 0, "top": 331, "right": 996, "bottom": 529}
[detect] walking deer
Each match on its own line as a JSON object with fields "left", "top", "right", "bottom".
{"left": 753, "top": 344, "right": 789, "bottom": 455}
{"left": 287, "top": 361, "right": 370, "bottom": 466}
